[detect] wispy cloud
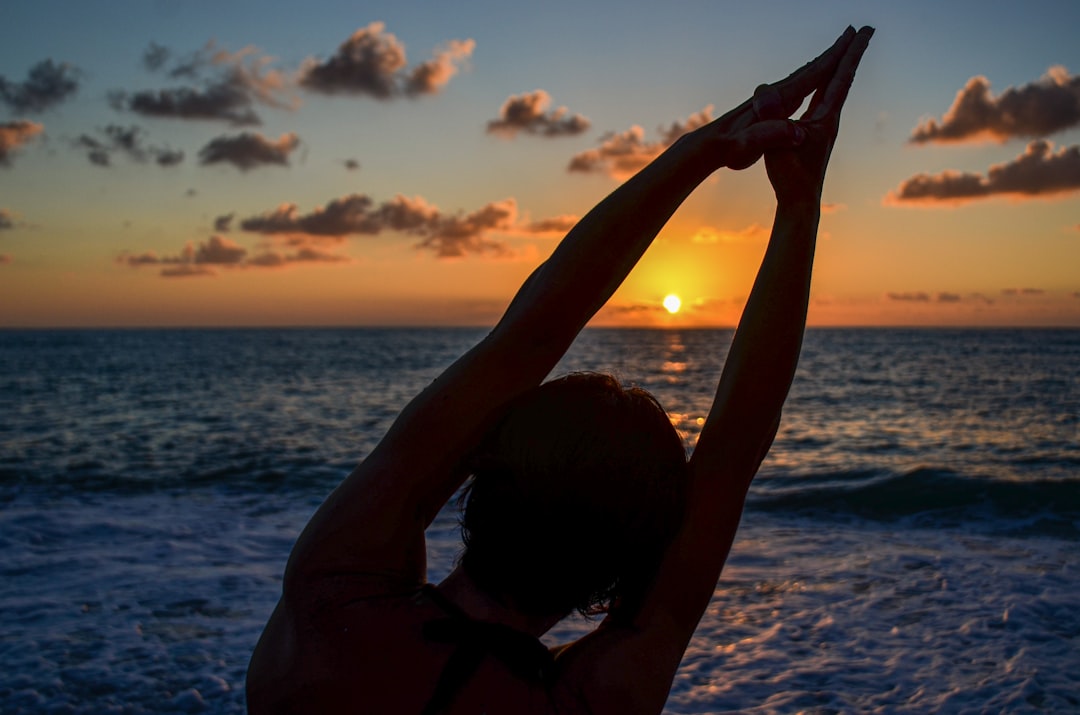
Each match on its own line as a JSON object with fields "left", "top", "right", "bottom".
{"left": 197, "top": 131, "right": 299, "bottom": 170}
{"left": 74, "top": 124, "right": 183, "bottom": 167}
{"left": 111, "top": 42, "right": 293, "bottom": 126}
{"left": 239, "top": 192, "right": 571, "bottom": 258}
{"left": 518, "top": 214, "right": 579, "bottom": 235}
{"left": 887, "top": 140, "right": 1080, "bottom": 204}
{"left": 911, "top": 67, "right": 1080, "bottom": 144}
{"left": 119, "top": 234, "right": 351, "bottom": 278}
{"left": 0, "top": 59, "right": 81, "bottom": 113}
{"left": 486, "top": 90, "right": 590, "bottom": 138}
{"left": 690, "top": 223, "right": 770, "bottom": 244}
{"left": 0, "top": 120, "right": 44, "bottom": 166}
{"left": 299, "top": 22, "right": 474, "bottom": 99}
{"left": 568, "top": 106, "right": 713, "bottom": 179}
{"left": 213, "top": 213, "right": 234, "bottom": 232}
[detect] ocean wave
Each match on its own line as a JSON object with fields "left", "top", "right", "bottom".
{"left": 751, "top": 467, "right": 1080, "bottom": 536}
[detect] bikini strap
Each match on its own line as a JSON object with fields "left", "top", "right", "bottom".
{"left": 419, "top": 585, "right": 555, "bottom": 715}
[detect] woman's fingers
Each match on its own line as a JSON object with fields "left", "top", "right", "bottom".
{"left": 770, "top": 26, "right": 857, "bottom": 116}
{"left": 717, "top": 26, "right": 859, "bottom": 133}
{"left": 727, "top": 118, "right": 808, "bottom": 170}
{"left": 808, "top": 26, "right": 874, "bottom": 121}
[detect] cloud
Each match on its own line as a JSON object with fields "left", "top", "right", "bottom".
{"left": 519, "top": 214, "right": 579, "bottom": 234}
{"left": 74, "top": 124, "right": 184, "bottom": 167}
{"left": 403, "top": 39, "right": 475, "bottom": 96}
{"left": 886, "top": 292, "right": 930, "bottom": 302}
{"left": 0, "top": 208, "right": 15, "bottom": 230}
{"left": 299, "top": 22, "right": 474, "bottom": 99}
{"left": 486, "top": 90, "right": 590, "bottom": 138}
{"left": 0, "top": 59, "right": 81, "bottom": 113}
{"left": 888, "top": 140, "right": 1080, "bottom": 204}
{"left": 246, "top": 246, "right": 352, "bottom": 267}
{"left": 568, "top": 106, "right": 713, "bottom": 179}
{"left": 690, "top": 223, "right": 769, "bottom": 244}
{"left": 344, "top": 158, "right": 360, "bottom": 170}
{"left": 120, "top": 234, "right": 352, "bottom": 277}
{"left": 214, "top": 213, "right": 234, "bottom": 232}
{"left": 911, "top": 67, "right": 1080, "bottom": 144}
{"left": 239, "top": 192, "right": 565, "bottom": 258}
{"left": 1002, "top": 287, "right": 1045, "bottom": 296}
{"left": 198, "top": 131, "right": 299, "bottom": 170}
{"left": 0, "top": 120, "right": 44, "bottom": 166}
{"left": 113, "top": 42, "right": 292, "bottom": 126}
{"left": 0, "top": 254, "right": 11, "bottom": 265}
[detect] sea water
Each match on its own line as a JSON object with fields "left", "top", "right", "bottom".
{"left": 1, "top": 328, "right": 1077, "bottom": 713}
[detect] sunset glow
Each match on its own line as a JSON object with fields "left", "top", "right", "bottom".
{"left": 1, "top": 2, "right": 1078, "bottom": 327}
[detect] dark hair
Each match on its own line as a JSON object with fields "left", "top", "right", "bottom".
{"left": 459, "top": 372, "right": 687, "bottom": 619}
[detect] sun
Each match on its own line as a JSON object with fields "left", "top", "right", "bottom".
{"left": 662, "top": 294, "right": 682, "bottom": 314}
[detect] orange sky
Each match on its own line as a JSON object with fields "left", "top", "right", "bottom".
{"left": 2, "top": 2, "right": 1079, "bottom": 327}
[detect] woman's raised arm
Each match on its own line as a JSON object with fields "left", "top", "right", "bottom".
{"left": 282, "top": 28, "right": 863, "bottom": 591}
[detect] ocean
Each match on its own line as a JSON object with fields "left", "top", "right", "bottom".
{"left": 1, "top": 327, "right": 1077, "bottom": 714}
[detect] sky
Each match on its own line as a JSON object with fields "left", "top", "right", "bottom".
{"left": 1, "top": 0, "right": 1079, "bottom": 327}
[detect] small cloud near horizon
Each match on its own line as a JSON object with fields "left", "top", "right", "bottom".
{"left": 690, "top": 223, "right": 769, "bottom": 244}
{"left": 239, "top": 192, "right": 569, "bottom": 258}
{"left": 119, "top": 234, "right": 352, "bottom": 277}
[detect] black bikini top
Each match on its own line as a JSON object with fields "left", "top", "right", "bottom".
{"left": 419, "top": 584, "right": 556, "bottom": 715}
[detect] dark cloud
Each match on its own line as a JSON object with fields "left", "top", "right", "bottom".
{"left": 120, "top": 234, "right": 351, "bottom": 277}
{"left": 520, "top": 214, "right": 579, "bottom": 234}
{"left": 888, "top": 140, "right": 1080, "bottom": 204}
{"left": 0, "top": 120, "right": 44, "bottom": 166}
{"left": 299, "top": 22, "right": 473, "bottom": 98}
{"left": 568, "top": 106, "right": 713, "bottom": 179}
{"left": 156, "top": 148, "right": 184, "bottom": 166}
{"left": 0, "top": 208, "right": 15, "bottom": 230}
{"left": 936, "top": 292, "right": 962, "bottom": 303}
{"left": 886, "top": 292, "right": 931, "bottom": 302}
{"left": 198, "top": 131, "right": 299, "bottom": 170}
{"left": 214, "top": 213, "right": 234, "bottom": 232}
{"left": 0, "top": 59, "right": 81, "bottom": 113}
{"left": 1002, "top": 288, "right": 1045, "bottom": 296}
{"left": 486, "top": 90, "right": 590, "bottom": 138}
{"left": 74, "top": 124, "right": 184, "bottom": 167}
{"left": 142, "top": 43, "right": 171, "bottom": 72}
{"left": 343, "top": 158, "right": 360, "bottom": 171}
{"left": 240, "top": 192, "right": 541, "bottom": 258}
{"left": 113, "top": 42, "right": 292, "bottom": 126}
{"left": 246, "top": 246, "right": 352, "bottom": 267}
{"left": 911, "top": 67, "right": 1080, "bottom": 144}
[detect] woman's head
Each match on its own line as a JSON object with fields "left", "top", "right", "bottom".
{"left": 459, "top": 372, "right": 687, "bottom": 620}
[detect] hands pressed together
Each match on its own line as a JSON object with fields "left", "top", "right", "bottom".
{"left": 704, "top": 25, "right": 874, "bottom": 205}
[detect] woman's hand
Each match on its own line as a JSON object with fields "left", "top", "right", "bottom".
{"left": 764, "top": 26, "right": 874, "bottom": 205}
{"left": 705, "top": 25, "right": 861, "bottom": 170}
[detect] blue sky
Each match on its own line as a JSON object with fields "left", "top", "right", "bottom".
{"left": 2, "top": 0, "right": 1079, "bottom": 326}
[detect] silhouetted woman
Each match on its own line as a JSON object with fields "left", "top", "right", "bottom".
{"left": 249, "top": 25, "right": 873, "bottom": 715}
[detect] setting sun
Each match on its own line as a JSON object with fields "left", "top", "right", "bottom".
{"left": 663, "top": 294, "right": 682, "bottom": 314}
